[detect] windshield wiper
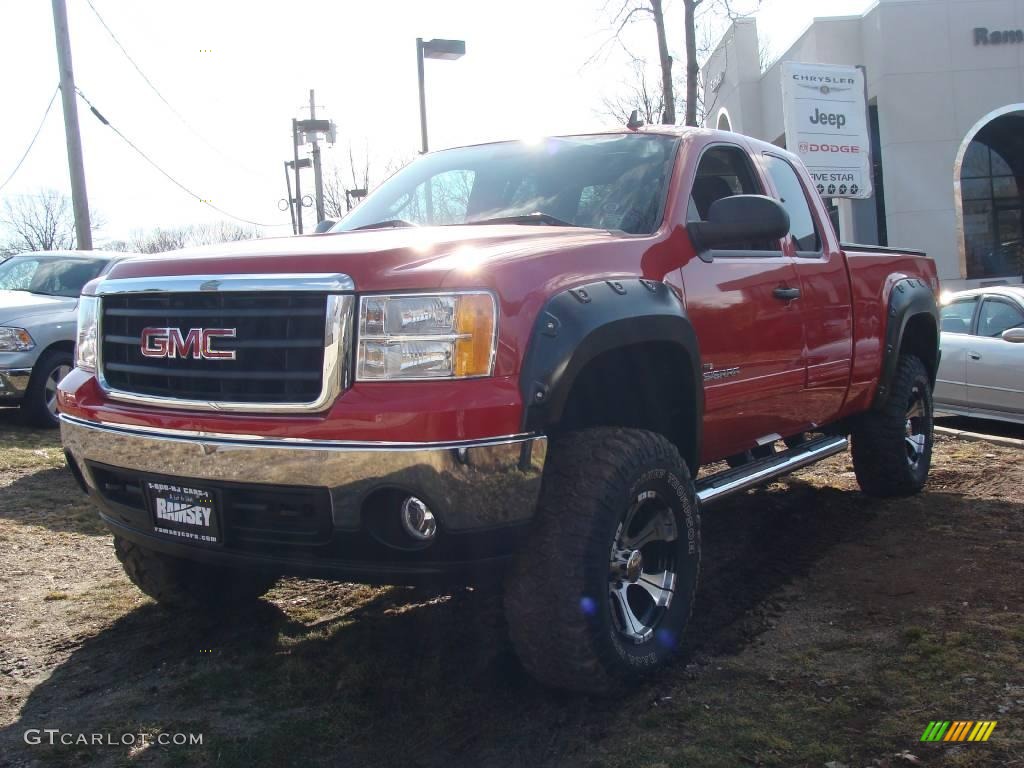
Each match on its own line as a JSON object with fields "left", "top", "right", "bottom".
{"left": 462, "top": 213, "right": 577, "bottom": 228}
{"left": 352, "top": 219, "right": 417, "bottom": 231}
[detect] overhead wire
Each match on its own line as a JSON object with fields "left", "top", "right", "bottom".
{"left": 76, "top": 87, "right": 288, "bottom": 229}
{"left": 0, "top": 86, "right": 60, "bottom": 194}
{"left": 84, "top": 0, "right": 277, "bottom": 184}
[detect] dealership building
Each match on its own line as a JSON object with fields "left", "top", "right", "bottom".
{"left": 702, "top": 0, "right": 1024, "bottom": 289}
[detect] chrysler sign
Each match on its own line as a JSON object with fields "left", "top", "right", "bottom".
{"left": 781, "top": 62, "right": 872, "bottom": 200}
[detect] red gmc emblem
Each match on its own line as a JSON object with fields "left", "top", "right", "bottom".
{"left": 140, "top": 327, "right": 237, "bottom": 360}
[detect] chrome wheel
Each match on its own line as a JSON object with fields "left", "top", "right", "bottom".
{"left": 608, "top": 489, "right": 678, "bottom": 644}
{"left": 905, "top": 385, "right": 927, "bottom": 469}
{"left": 44, "top": 364, "right": 71, "bottom": 420}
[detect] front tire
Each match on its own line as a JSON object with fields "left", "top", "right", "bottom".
{"left": 851, "top": 354, "right": 934, "bottom": 497}
{"left": 504, "top": 428, "right": 701, "bottom": 693}
{"left": 114, "top": 537, "right": 278, "bottom": 612}
{"left": 24, "top": 349, "right": 72, "bottom": 428}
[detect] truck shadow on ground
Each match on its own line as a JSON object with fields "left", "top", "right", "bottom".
{"left": 0, "top": 481, "right": 991, "bottom": 768}
{"left": 0, "top": 466, "right": 105, "bottom": 535}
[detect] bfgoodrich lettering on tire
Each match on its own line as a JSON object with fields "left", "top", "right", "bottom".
{"left": 851, "top": 354, "right": 934, "bottom": 497}
{"left": 504, "top": 428, "right": 701, "bottom": 693}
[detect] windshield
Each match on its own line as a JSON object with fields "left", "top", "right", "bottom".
{"left": 0, "top": 255, "right": 108, "bottom": 298}
{"left": 333, "top": 133, "right": 679, "bottom": 235}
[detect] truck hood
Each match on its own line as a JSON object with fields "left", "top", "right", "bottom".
{"left": 0, "top": 290, "right": 78, "bottom": 326}
{"left": 103, "top": 225, "right": 632, "bottom": 292}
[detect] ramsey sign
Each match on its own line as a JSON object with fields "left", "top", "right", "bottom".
{"left": 782, "top": 62, "right": 872, "bottom": 200}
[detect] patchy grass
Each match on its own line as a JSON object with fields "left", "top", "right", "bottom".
{"left": 1, "top": 412, "right": 1022, "bottom": 768}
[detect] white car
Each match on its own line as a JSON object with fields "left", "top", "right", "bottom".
{"left": 935, "top": 286, "right": 1024, "bottom": 425}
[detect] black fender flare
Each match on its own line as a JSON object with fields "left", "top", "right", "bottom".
{"left": 519, "top": 278, "right": 703, "bottom": 466}
{"left": 874, "top": 277, "right": 940, "bottom": 409}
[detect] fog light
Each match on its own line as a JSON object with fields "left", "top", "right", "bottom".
{"left": 400, "top": 496, "right": 437, "bottom": 541}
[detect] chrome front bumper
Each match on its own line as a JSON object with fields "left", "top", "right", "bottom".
{"left": 0, "top": 368, "right": 32, "bottom": 401}
{"left": 60, "top": 415, "right": 546, "bottom": 532}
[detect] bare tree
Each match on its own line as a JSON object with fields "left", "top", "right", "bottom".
{"left": 1, "top": 189, "right": 103, "bottom": 254}
{"left": 322, "top": 143, "right": 412, "bottom": 220}
{"left": 683, "top": 0, "right": 700, "bottom": 126}
{"left": 597, "top": 1, "right": 676, "bottom": 124}
{"left": 600, "top": 59, "right": 675, "bottom": 125}
{"left": 104, "top": 222, "right": 261, "bottom": 254}
{"left": 683, "top": 0, "right": 762, "bottom": 126}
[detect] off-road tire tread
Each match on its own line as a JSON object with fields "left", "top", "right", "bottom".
{"left": 504, "top": 427, "right": 700, "bottom": 694}
{"left": 850, "top": 354, "right": 932, "bottom": 498}
{"left": 114, "top": 536, "right": 277, "bottom": 611}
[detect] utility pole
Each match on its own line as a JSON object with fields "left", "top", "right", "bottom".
{"left": 291, "top": 118, "right": 303, "bottom": 234}
{"left": 51, "top": 0, "right": 92, "bottom": 249}
{"left": 309, "top": 90, "right": 325, "bottom": 223}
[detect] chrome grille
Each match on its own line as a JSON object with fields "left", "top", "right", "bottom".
{"left": 94, "top": 274, "right": 354, "bottom": 412}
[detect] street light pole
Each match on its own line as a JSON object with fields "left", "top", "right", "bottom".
{"left": 416, "top": 38, "right": 429, "bottom": 154}
{"left": 415, "top": 37, "right": 465, "bottom": 155}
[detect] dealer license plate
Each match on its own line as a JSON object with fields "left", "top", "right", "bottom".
{"left": 146, "top": 481, "right": 221, "bottom": 545}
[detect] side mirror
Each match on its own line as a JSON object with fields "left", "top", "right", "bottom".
{"left": 1002, "top": 327, "right": 1024, "bottom": 343}
{"left": 687, "top": 194, "right": 790, "bottom": 258}
{"left": 314, "top": 219, "right": 338, "bottom": 234}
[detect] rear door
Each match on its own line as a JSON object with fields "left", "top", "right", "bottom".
{"left": 678, "top": 142, "right": 807, "bottom": 461}
{"left": 761, "top": 152, "right": 853, "bottom": 426}
{"left": 966, "top": 295, "right": 1024, "bottom": 416}
{"left": 935, "top": 295, "right": 979, "bottom": 409}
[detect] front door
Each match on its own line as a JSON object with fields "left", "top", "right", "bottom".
{"left": 678, "top": 143, "right": 807, "bottom": 463}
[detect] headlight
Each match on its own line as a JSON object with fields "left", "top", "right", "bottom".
{"left": 356, "top": 292, "right": 497, "bottom": 380}
{"left": 0, "top": 327, "right": 35, "bottom": 352}
{"left": 75, "top": 296, "right": 99, "bottom": 371}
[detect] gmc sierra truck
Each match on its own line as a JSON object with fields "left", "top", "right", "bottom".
{"left": 59, "top": 127, "right": 940, "bottom": 693}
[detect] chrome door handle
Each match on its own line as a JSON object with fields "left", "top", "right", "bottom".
{"left": 969, "top": 352, "right": 981, "bottom": 360}
{"left": 773, "top": 286, "right": 801, "bottom": 301}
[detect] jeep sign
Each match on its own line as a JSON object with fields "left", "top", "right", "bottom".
{"left": 781, "top": 62, "right": 872, "bottom": 200}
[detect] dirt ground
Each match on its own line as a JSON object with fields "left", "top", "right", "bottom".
{"left": 1, "top": 410, "right": 1022, "bottom": 768}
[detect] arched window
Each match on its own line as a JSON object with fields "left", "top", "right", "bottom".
{"left": 716, "top": 111, "right": 732, "bottom": 132}
{"left": 958, "top": 110, "right": 1024, "bottom": 279}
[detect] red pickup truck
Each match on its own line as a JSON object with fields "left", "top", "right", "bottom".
{"left": 59, "top": 127, "right": 940, "bottom": 692}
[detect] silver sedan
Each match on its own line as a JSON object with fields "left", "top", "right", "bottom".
{"left": 935, "top": 285, "right": 1024, "bottom": 425}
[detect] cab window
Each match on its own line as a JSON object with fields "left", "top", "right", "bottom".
{"left": 688, "top": 145, "right": 774, "bottom": 251}
{"left": 763, "top": 154, "right": 822, "bottom": 253}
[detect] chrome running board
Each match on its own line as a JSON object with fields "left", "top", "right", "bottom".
{"left": 695, "top": 435, "right": 849, "bottom": 506}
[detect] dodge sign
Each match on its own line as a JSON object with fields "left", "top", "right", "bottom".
{"left": 782, "top": 62, "right": 872, "bottom": 200}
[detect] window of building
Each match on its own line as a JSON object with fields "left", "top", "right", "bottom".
{"left": 977, "top": 298, "right": 1024, "bottom": 337}
{"left": 959, "top": 112, "right": 1024, "bottom": 279}
{"left": 939, "top": 296, "right": 978, "bottom": 334}
{"left": 763, "top": 155, "right": 821, "bottom": 253}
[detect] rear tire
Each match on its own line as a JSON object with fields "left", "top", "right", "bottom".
{"left": 23, "top": 349, "right": 72, "bottom": 428}
{"left": 114, "top": 536, "right": 278, "bottom": 612}
{"left": 851, "top": 354, "right": 934, "bottom": 497}
{"left": 504, "top": 428, "right": 701, "bottom": 693}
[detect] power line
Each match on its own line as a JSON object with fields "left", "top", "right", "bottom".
{"left": 0, "top": 86, "right": 59, "bottom": 194}
{"left": 84, "top": 0, "right": 274, "bottom": 183}
{"left": 76, "top": 87, "right": 288, "bottom": 229}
